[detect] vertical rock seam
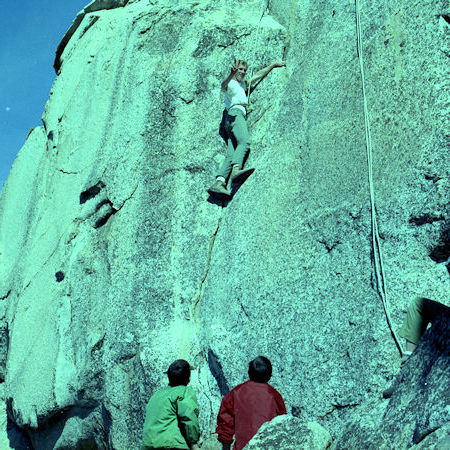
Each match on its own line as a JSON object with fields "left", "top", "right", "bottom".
{"left": 193, "top": 217, "right": 222, "bottom": 316}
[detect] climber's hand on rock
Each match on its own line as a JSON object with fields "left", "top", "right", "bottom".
{"left": 231, "top": 58, "right": 243, "bottom": 74}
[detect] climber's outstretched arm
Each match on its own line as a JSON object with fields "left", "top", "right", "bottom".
{"left": 245, "top": 61, "right": 286, "bottom": 90}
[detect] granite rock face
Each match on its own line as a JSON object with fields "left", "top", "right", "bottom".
{"left": 0, "top": 0, "right": 448, "bottom": 447}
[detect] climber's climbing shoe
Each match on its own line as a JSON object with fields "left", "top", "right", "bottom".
{"left": 382, "top": 376, "right": 400, "bottom": 399}
{"left": 230, "top": 166, "right": 255, "bottom": 184}
{"left": 382, "top": 353, "right": 411, "bottom": 399}
{"left": 207, "top": 180, "right": 232, "bottom": 200}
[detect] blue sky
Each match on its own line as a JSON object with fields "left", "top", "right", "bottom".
{"left": 0, "top": 0, "right": 90, "bottom": 189}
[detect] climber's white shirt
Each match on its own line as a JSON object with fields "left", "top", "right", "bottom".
{"left": 224, "top": 79, "right": 248, "bottom": 115}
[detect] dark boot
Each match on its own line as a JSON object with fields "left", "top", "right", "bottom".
{"left": 207, "top": 180, "right": 231, "bottom": 200}
{"left": 382, "top": 353, "right": 411, "bottom": 399}
{"left": 382, "top": 374, "right": 402, "bottom": 399}
{"left": 230, "top": 165, "right": 255, "bottom": 184}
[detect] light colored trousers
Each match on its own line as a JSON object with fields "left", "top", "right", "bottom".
{"left": 217, "top": 109, "right": 250, "bottom": 179}
{"left": 399, "top": 297, "right": 449, "bottom": 344}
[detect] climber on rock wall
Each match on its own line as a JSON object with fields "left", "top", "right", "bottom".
{"left": 382, "top": 296, "right": 450, "bottom": 398}
{"left": 207, "top": 58, "right": 286, "bottom": 200}
{"left": 141, "top": 360, "right": 200, "bottom": 450}
{"left": 215, "top": 356, "right": 287, "bottom": 450}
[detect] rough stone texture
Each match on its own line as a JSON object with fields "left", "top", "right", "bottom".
{"left": 0, "top": 0, "right": 448, "bottom": 447}
{"left": 334, "top": 315, "right": 450, "bottom": 449}
{"left": 245, "top": 416, "right": 332, "bottom": 449}
{"left": 0, "top": 386, "right": 13, "bottom": 449}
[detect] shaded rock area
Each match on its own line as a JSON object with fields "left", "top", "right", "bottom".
{"left": 245, "top": 416, "right": 332, "bottom": 449}
{"left": 335, "top": 315, "right": 450, "bottom": 449}
{"left": 0, "top": 0, "right": 448, "bottom": 448}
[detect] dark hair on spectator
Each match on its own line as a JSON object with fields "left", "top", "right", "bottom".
{"left": 167, "top": 359, "right": 191, "bottom": 386}
{"left": 248, "top": 356, "right": 272, "bottom": 383}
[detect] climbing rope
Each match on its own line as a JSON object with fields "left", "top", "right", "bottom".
{"left": 355, "top": 0, "right": 403, "bottom": 356}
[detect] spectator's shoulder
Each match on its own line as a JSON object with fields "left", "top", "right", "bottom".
{"left": 223, "top": 381, "right": 248, "bottom": 400}
{"left": 266, "top": 383, "right": 283, "bottom": 396}
{"left": 235, "top": 380, "right": 252, "bottom": 391}
{"left": 184, "top": 385, "right": 197, "bottom": 398}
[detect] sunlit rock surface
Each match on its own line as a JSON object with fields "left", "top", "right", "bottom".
{"left": 0, "top": 0, "right": 448, "bottom": 447}
{"left": 245, "top": 416, "right": 332, "bottom": 449}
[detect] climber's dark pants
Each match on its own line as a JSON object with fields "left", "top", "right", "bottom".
{"left": 217, "top": 108, "right": 249, "bottom": 179}
{"left": 399, "top": 297, "right": 450, "bottom": 344}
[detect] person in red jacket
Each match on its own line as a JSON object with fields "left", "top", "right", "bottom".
{"left": 216, "top": 356, "right": 287, "bottom": 450}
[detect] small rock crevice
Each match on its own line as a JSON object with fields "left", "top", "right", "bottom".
{"left": 93, "top": 200, "right": 117, "bottom": 229}
{"left": 217, "top": 31, "right": 252, "bottom": 49}
{"left": 429, "top": 222, "right": 450, "bottom": 263}
{"left": 0, "top": 290, "right": 11, "bottom": 301}
{"left": 80, "top": 182, "right": 106, "bottom": 204}
{"left": 240, "top": 302, "right": 250, "bottom": 318}
{"left": 115, "top": 183, "right": 139, "bottom": 212}
{"left": 409, "top": 214, "right": 445, "bottom": 226}
{"left": 58, "top": 169, "right": 79, "bottom": 175}
{"left": 439, "top": 15, "right": 450, "bottom": 25}
{"left": 412, "top": 424, "right": 441, "bottom": 446}
{"left": 180, "top": 96, "right": 193, "bottom": 104}
{"left": 319, "top": 402, "right": 359, "bottom": 419}
{"left": 318, "top": 239, "right": 341, "bottom": 253}
{"left": 55, "top": 271, "right": 65, "bottom": 282}
{"left": 91, "top": 334, "right": 106, "bottom": 357}
{"left": 79, "top": 182, "right": 137, "bottom": 229}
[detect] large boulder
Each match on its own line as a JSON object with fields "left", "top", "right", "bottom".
{"left": 245, "top": 416, "right": 332, "bottom": 449}
{"left": 0, "top": 0, "right": 448, "bottom": 447}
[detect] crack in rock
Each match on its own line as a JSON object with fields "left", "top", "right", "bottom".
{"left": 319, "top": 402, "right": 360, "bottom": 419}
{"left": 318, "top": 239, "right": 341, "bottom": 253}
{"left": 409, "top": 214, "right": 445, "bottom": 226}
{"left": 58, "top": 169, "right": 79, "bottom": 175}
{"left": 217, "top": 31, "right": 252, "bottom": 49}
{"left": 0, "top": 290, "right": 11, "bottom": 301}
{"left": 93, "top": 201, "right": 117, "bottom": 229}
{"left": 116, "top": 183, "right": 139, "bottom": 211}
{"left": 193, "top": 218, "right": 222, "bottom": 314}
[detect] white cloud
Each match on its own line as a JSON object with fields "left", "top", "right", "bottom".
{"left": 5, "top": 107, "right": 11, "bottom": 112}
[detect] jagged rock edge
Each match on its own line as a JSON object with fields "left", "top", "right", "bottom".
{"left": 54, "top": 0, "right": 130, "bottom": 73}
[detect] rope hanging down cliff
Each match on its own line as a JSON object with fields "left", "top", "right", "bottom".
{"left": 355, "top": 0, "right": 403, "bottom": 356}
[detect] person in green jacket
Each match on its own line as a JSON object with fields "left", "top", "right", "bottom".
{"left": 142, "top": 359, "right": 201, "bottom": 450}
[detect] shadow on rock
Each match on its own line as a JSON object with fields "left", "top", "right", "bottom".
{"left": 335, "top": 313, "right": 449, "bottom": 449}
